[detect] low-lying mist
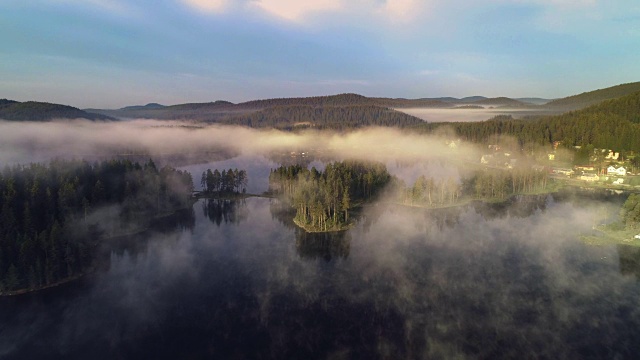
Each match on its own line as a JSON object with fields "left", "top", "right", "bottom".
{"left": 396, "top": 107, "right": 559, "bottom": 123}
{"left": 1, "top": 196, "right": 638, "bottom": 358}
{"left": 0, "top": 119, "right": 482, "bottom": 168}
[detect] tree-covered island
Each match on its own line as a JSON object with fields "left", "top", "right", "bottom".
{"left": 269, "top": 161, "right": 391, "bottom": 232}
{"left": 200, "top": 168, "right": 248, "bottom": 196}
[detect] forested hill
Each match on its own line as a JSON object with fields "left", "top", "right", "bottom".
{"left": 85, "top": 93, "right": 544, "bottom": 122}
{"left": 422, "top": 90, "right": 640, "bottom": 151}
{"left": 219, "top": 105, "right": 426, "bottom": 129}
{"left": 0, "top": 100, "right": 113, "bottom": 121}
{"left": 545, "top": 81, "right": 640, "bottom": 110}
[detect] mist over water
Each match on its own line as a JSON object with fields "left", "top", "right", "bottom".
{"left": 1, "top": 119, "right": 638, "bottom": 358}
{"left": 396, "top": 107, "right": 558, "bottom": 123}
{"left": 1, "top": 194, "right": 639, "bottom": 359}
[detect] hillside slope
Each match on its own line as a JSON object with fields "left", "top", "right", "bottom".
{"left": 426, "top": 91, "right": 640, "bottom": 151}
{"left": 546, "top": 81, "right": 640, "bottom": 110}
{"left": 0, "top": 100, "right": 113, "bottom": 121}
{"left": 220, "top": 105, "right": 426, "bottom": 129}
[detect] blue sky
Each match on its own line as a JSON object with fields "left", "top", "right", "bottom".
{"left": 1, "top": 0, "right": 639, "bottom": 108}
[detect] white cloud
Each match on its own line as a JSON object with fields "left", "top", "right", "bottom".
{"left": 177, "top": 0, "right": 430, "bottom": 25}
{"left": 248, "top": 0, "right": 342, "bottom": 22}
{"left": 181, "top": 0, "right": 228, "bottom": 13}
{"left": 378, "top": 0, "right": 424, "bottom": 23}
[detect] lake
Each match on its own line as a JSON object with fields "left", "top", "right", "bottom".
{"left": 1, "top": 191, "right": 639, "bottom": 359}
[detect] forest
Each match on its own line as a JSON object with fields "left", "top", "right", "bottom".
{"left": 269, "top": 161, "right": 391, "bottom": 231}
{"left": 0, "top": 159, "right": 193, "bottom": 293}
{"left": 620, "top": 194, "right": 640, "bottom": 229}
{"left": 395, "top": 167, "right": 550, "bottom": 207}
{"left": 220, "top": 105, "right": 425, "bottom": 129}
{"left": 200, "top": 168, "right": 248, "bottom": 194}
{"left": 413, "top": 91, "right": 640, "bottom": 151}
{"left": 0, "top": 99, "right": 112, "bottom": 121}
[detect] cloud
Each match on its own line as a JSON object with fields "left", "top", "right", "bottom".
{"left": 248, "top": 0, "right": 342, "bottom": 22}
{"left": 378, "top": 0, "right": 426, "bottom": 23}
{"left": 181, "top": 0, "right": 228, "bottom": 13}
{"left": 177, "top": 0, "right": 428, "bottom": 25}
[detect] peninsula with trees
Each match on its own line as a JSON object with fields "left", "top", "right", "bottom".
{"left": 0, "top": 159, "right": 194, "bottom": 295}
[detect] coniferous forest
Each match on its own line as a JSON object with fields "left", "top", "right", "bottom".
{"left": 269, "top": 161, "right": 391, "bottom": 231}
{"left": 0, "top": 159, "right": 193, "bottom": 293}
{"left": 413, "top": 91, "right": 640, "bottom": 151}
{"left": 270, "top": 160, "right": 551, "bottom": 232}
{"left": 395, "top": 168, "right": 550, "bottom": 207}
{"left": 200, "top": 168, "right": 248, "bottom": 194}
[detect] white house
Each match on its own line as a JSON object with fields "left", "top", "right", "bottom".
{"left": 605, "top": 151, "right": 620, "bottom": 160}
{"left": 607, "top": 166, "right": 626, "bottom": 176}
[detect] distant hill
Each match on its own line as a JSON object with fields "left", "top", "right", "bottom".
{"left": 516, "top": 98, "right": 552, "bottom": 105}
{"left": 120, "top": 103, "right": 166, "bottom": 111}
{"left": 88, "top": 93, "right": 457, "bottom": 121}
{"left": 219, "top": 104, "right": 426, "bottom": 129}
{"left": 546, "top": 81, "right": 640, "bottom": 110}
{"left": 461, "top": 96, "right": 487, "bottom": 103}
{"left": 88, "top": 82, "right": 640, "bottom": 124}
{"left": 471, "top": 97, "right": 531, "bottom": 107}
{"left": 422, "top": 90, "right": 640, "bottom": 151}
{"left": 0, "top": 100, "right": 114, "bottom": 121}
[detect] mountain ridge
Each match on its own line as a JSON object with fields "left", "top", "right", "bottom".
{"left": 0, "top": 100, "right": 114, "bottom": 121}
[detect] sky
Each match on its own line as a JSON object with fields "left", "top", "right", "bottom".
{"left": 1, "top": 0, "right": 640, "bottom": 108}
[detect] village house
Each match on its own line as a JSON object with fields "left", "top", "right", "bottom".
{"left": 552, "top": 168, "right": 574, "bottom": 176}
{"left": 607, "top": 166, "right": 626, "bottom": 176}
{"left": 580, "top": 173, "right": 599, "bottom": 182}
{"left": 575, "top": 165, "right": 595, "bottom": 172}
{"left": 605, "top": 150, "right": 620, "bottom": 160}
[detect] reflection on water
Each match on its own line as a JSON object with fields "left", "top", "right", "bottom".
{"left": 1, "top": 196, "right": 640, "bottom": 359}
{"left": 202, "top": 198, "right": 248, "bottom": 226}
{"left": 295, "top": 230, "right": 351, "bottom": 261}
{"left": 618, "top": 245, "right": 640, "bottom": 280}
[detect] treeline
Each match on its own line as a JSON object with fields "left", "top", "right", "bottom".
{"left": 396, "top": 168, "right": 549, "bottom": 207}
{"left": 200, "top": 168, "right": 248, "bottom": 194}
{"left": 269, "top": 161, "right": 391, "bottom": 231}
{"left": 620, "top": 194, "right": 640, "bottom": 229}
{"left": 413, "top": 91, "right": 640, "bottom": 151}
{"left": 0, "top": 99, "right": 112, "bottom": 121}
{"left": 220, "top": 105, "right": 425, "bottom": 129}
{"left": 0, "top": 159, "right": 193, "bottom": 293}
{"left": 545, "top": 81, "right": 640, "bottom": 109}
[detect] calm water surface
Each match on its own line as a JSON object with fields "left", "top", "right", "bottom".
{"left": 1, "top": 195, "right": 639, "bottom": 359}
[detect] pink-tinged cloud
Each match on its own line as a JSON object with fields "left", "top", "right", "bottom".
{"left": 249, "top": 0, "right": 342, "bottom": 22}
{"left": 181, "top": 0, "right": 228, "bottom": 13}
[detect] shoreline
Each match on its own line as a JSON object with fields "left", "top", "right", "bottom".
{"left": 0, "top": 205, "right": 192, "bottom": 298}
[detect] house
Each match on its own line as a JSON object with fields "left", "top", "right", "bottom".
{"left": 575, "top": 165, "right": 595, "bottom": 172}
{"left": 605, "top": 151, "right": 620, "bottom": 160}
{"left": 613, "top": 178, "right": 624, "bottom": 185}
{"left": 580, "top": 173, "right": 599, "bottom": 182}
{"left": 635, "top": 234, "right": 640, "bottom": 240}
{"left": 607, "top": 166, "right": 626, "bottom": 176}
{"left": 548, "top": 153, "right": 555, "bottom": 161}
{"left": 552, "top": 168, "right": 574, "bottom": 176}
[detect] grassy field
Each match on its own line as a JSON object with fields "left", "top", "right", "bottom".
{"left": 581, "top": 226, "right": 640, "bottom": 247}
